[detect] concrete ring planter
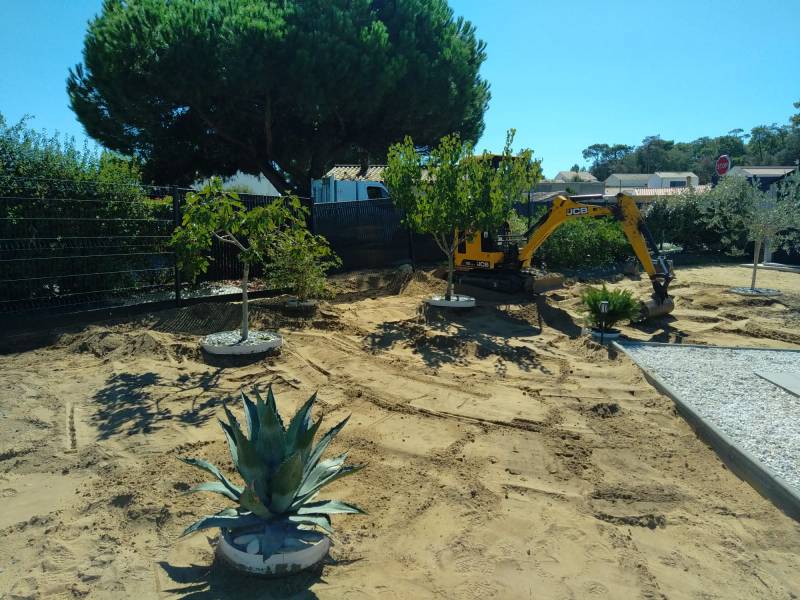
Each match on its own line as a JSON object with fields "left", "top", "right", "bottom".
{"left": 285, "top": 298, "right": 319, "bottom": 316}
{"left": 426, "top": 294, "right": 476, "bottom": 308}
{"left": 589, "top": 328, "right": 621, "bottom": 342}
{"left": 201, "top": 330, "right": 283, "bottom": 355}
{"left": 217, "top": 530, "right": 330, "bottom": 577}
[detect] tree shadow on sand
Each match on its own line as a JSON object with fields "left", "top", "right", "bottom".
{"left": 92, "top": 369, "right": 224, "bottom": 439}
{"left": 365, "top": 302, "right": 554, "bottom": 374}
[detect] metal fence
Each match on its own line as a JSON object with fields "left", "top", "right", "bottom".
{"left": 0, "top": 179, "right": 448, "bottom": 322}
{"left": 312, "top": 198, "right": 440, "bottom": 269}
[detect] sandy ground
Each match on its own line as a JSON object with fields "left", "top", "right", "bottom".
{"left": 1, "top": 264, "right": 800, "bottom": 599}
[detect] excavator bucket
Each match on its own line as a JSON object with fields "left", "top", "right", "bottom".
{"left": 641, "top": 296, "right": 675, "bottom": 319}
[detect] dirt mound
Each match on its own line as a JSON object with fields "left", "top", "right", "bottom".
{"left": 62, "top": 327, "right": 197, "bottom": 361}
{"left": 397, "top": 269, "right": 446, "bottom": 297}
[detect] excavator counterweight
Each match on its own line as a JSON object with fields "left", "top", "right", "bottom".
{"left": 454, "top": 193, "right": 675, "bottom": 320}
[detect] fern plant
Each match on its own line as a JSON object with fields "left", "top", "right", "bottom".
{"left": 581, "top": 284, "right": 640, "bottom": 331}
{"left": 180, "top": 386, "right": 364, "bottom": 557}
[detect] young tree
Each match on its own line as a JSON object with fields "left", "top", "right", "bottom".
{"left": 701, "top": 175, "right": 799, "bottom": 290}
{"left": 68, "top": 0, "right": 490, "bottom": 193}
{"left": 264, "top": 226, "right": 341, "bottom": 302}
{"left": 170, "top": 178, "right": 306, "bottom": 340}
{"left": 385, "top": 131, "right": 540, "bottom": 300}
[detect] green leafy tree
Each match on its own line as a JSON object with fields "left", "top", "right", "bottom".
{"left": 68, "top": 0, "right": 490, "bottom": 193}
{"left": 171, "top": 178, "right": 307, "bottom": 340}
{"left": 700, "top": 176, "right": 799, "bottom": 289}
{"left": 385, "top": 130, "right": 540, "bottom": 300}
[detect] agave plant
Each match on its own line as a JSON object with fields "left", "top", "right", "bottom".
{"left": 180, "top": 386, "right": 364, "bottom": 558}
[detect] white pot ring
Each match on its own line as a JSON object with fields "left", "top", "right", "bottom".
{"left": 217, "top": 531, "right": 330, "bottom": 577}
{"left": 589, "top": 328, "right": 621, "bottom": 341}
{"left": 426, "top": 295, "right": 476, "bottom": 308}
{"left": 201, "top": 330, "right": 283, "bottom": 355}
{"left": 286, "top": 299, "right": 318, "bottom": 309}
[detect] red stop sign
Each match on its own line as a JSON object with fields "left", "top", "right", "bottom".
{"left": 715, "top": 155, "right": 731, "bottom": 176}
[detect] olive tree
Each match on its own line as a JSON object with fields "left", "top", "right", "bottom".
{"left": 385, "top": 131, "right": 540, "bottom": 299}
{"left": 171, "top": 177, "right": 306, "bottom": 340}
{"left": 702, "top": 175, "right": 800, "bottom": 290}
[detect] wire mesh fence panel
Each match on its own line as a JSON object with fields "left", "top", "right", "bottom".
{"left": 312, "top": 198, "right": 440, "bottom": 269}
{"left": 0, "top": 176, "right": 177, "bottom": 317}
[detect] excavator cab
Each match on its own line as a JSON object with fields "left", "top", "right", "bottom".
{"left": 454, "top": 193, "right": 675, "bottom": 319}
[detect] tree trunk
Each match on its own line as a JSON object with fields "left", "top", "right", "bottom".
{"left": 241, "top": 261, "right": 250, "bottom": 341}
{"left": 750, "top": 239, "right": 762, "bottom": 290}
{"left": 446, "top": 250, "right": 454, "bottom": 301}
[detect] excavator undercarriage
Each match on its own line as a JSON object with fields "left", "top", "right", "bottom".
{"left": 453, "top": 193, "right": 675, "bottom": 319}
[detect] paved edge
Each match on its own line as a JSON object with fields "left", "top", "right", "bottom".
{"left": 613, "top": 340, "right": 800, "bottom": 522}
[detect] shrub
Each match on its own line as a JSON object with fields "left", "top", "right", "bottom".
{"left": 264, "top": 227, "right": 341, "bottom": 301}
{"left": 581, "top": 284, "right": 640, "bottom": 330}
{"left": 540, "top": 217, "right": 629, "bottom": 268}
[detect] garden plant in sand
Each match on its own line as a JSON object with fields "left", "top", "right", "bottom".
{"left": 701, "top": 174, "right": 800, "bottom": 295}
{"left": 181, "top": 386, "right": 363, "bottom": 575}
{"left": 581, "top": 285, "right": 640, "bottom": 339}
{"left": 171, "top": 178, "right": 310, "bottom": 353}
{"left": 385, "top": 130, "right": 540, "bottom": 306}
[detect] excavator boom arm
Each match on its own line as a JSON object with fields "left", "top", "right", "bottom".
{"left": 517, "top": 194, "right": 673, "bottom": 306}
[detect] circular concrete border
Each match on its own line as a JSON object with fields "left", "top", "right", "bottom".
{"left": 589, "top": 328, "right": 621, "bottom": 341}
{"left": 201, "top": 330, "right": 283, "bottom": 355}
{"left": 730, "top": 287, "right": 781, "bottom": 297}
{"left": 426, "top": 295, "right": 476, "bottom": 308}
{"left": 217, "top": 532, "right": 330, "bottom": 577}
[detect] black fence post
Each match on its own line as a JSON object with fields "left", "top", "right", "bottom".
{"left": 172, "top": 186, "right": 182, "bottom": 307}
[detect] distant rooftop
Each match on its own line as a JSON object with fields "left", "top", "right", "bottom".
{"left": 728, "top": 166, "right": 797, "bottom": 178}
{"left": 605, "top": 173, "right": 651, "bottom": 185}
{"left": 553, "top": 170, "right": 597, "bottom": 182}
{"left": 324, "top": 165, "right": 387, "bottom": 181}
{"left": 654, "top": 171, "right": 697, "bottom": 178}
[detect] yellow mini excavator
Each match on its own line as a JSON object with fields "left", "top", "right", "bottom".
{"left": 454, "top": 193, "right": 675, "bottom": 318}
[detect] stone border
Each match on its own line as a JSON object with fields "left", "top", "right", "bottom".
{"left": 613, "top": 340, "right": 800, "bottom": 521}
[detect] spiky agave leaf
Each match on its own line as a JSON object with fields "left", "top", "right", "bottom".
{"left": 284, "top": 392, "right": 317, "bottom": 455}
{"left": 184, "top": 481, "right": 240, "bottom": 502}
{"left": 296, "top": 500, "right": 365, "bottom": 516}
{"left": 239, "top": 483, "right": 273, "bottom": 519}
{"left": 182, "top": 512, "right": 263, "bottom": 537}
{"left": 302, "top": 415, "right": 351, "bottom": 479}
{"left": 217, "top": 418, "right": 239, "bottom": 470}
{"left": 254, "top": 386, "right": 286, "bottom": 472}
{"left": 292, "top": 463, "right": 365, "bottom": 509}
{"left": 240, "top": 391, "right": 260, "bottom": 440}
{"left": 269, "top": 451, "right": 304, "bottom": 513}
{"left": 223, "top": 404, "right": 268, "bottom": 497}
{"left": 288, "top": 513, "right": 333, "bottom": 534}
{"left": 179, "top": 457, "right": 243, "bottom": 498}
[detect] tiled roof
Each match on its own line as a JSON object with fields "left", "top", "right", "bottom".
{"left": 324, "top": 165, "right": 387, "bottom": 181}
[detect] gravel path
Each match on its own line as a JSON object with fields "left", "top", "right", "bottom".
{"left": 620, "top": 342, "right": 800, "bottom": 493}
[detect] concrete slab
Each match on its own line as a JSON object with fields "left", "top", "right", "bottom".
{"left": 755, "top": 371, "right": 800, "bottom": 397}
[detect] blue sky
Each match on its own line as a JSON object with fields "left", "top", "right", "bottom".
{"left": 1, "top": 0, "right": 799, "bottom": 177}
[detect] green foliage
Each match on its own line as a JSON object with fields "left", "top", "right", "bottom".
{"left": 0, "top": 113, "right": 169, "bottom": 303}
{"left": 385, "top": 130, "right": 540, "bottom": 296}
{"left": 170, "top": 177, "right": 305, "bottom": 283}
{"left": 264, "top": 227, "right": 342, "bottom": 301}
{"left": 581, "top": 285, "right": 640, "bottom": 330}
{"left": 700, "top": 175, "right": 800, "bottom": 253}
{"left": 181, "top": 386, "right": 364, "bottom": 557}
{"left": 512, "top": 205, "right": 628, "bottom": 269}
{"left": 643, "top": 189, "right": 716, "bottom": 252}
{"left": 68, "top": 0, "right": 490, "bottom": 191}
{"left": 582, "top": 99, "right": 800, "bottom": 183}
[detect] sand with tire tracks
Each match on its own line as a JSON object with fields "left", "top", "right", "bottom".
{"left": 1, "top": 264, "right": 799, "bottom": 599}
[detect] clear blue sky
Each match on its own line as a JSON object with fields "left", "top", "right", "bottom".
{"left": 1, "top": 0, "right": 799, "bottom": 177}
